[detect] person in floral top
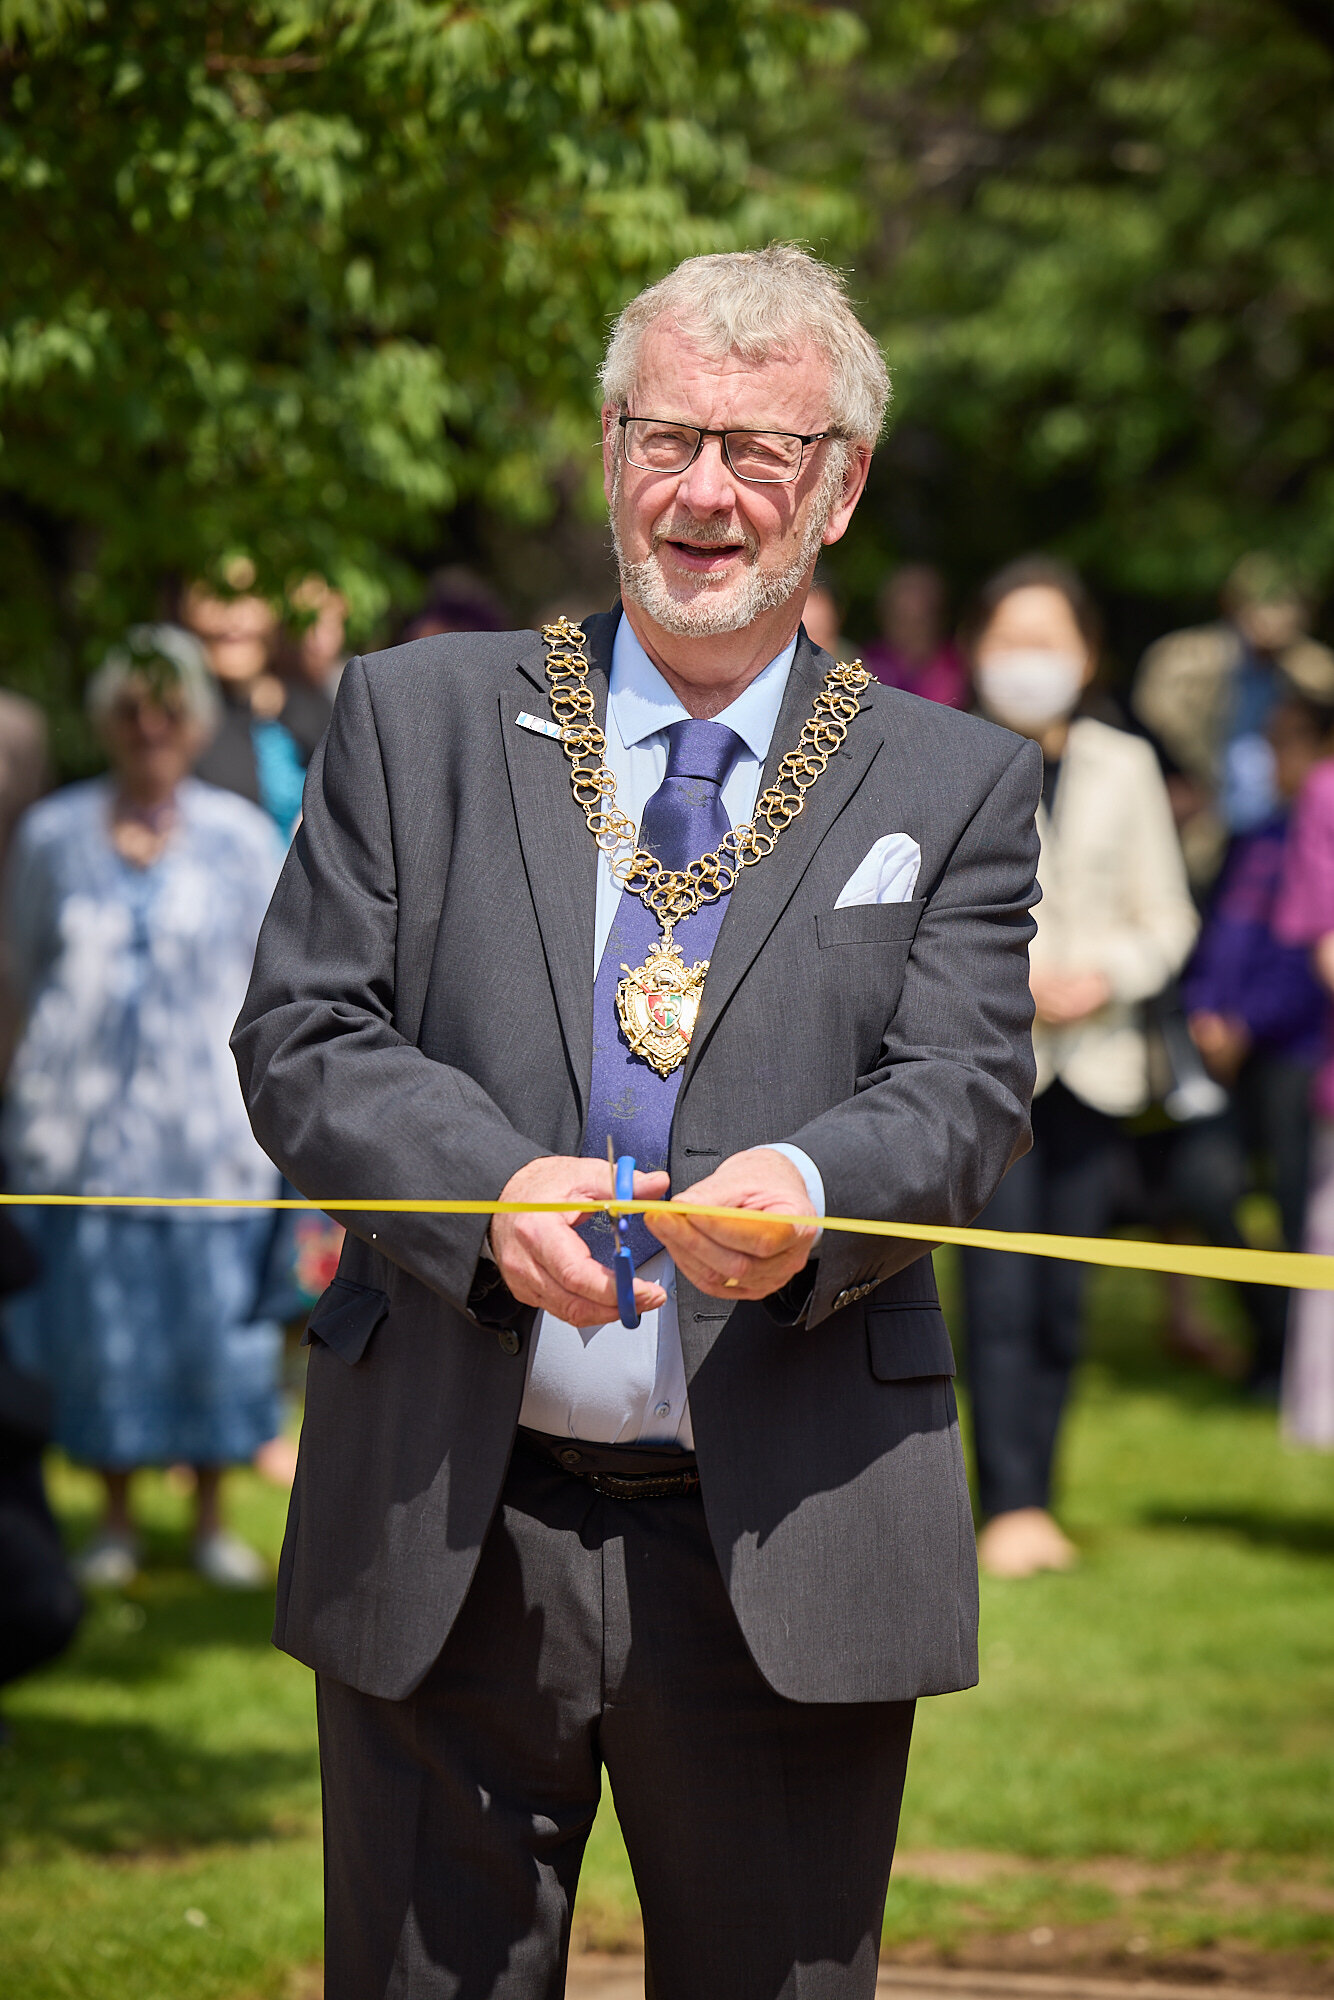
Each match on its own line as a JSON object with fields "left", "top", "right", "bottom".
{"left": 3, "top": 627, "right": 285, "bottom": 1585}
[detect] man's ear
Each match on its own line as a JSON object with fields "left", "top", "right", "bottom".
{"left": 822, "top": 443, "right": 873, "bottom": 548}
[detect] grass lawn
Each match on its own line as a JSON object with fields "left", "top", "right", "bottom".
{"left": 2, "top": 1256, "right": 1332, "bottom": 1997}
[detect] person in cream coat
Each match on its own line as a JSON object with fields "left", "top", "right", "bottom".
{"left": 960, "top": 558, "right": 1198, "bottom": 1579}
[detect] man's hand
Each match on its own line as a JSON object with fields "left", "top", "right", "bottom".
{"left": 490, "top": 1156, "right": 669, "bottom": 1328}
{"left": 646, "top": 1148, "right": 818, "bottom": 1302}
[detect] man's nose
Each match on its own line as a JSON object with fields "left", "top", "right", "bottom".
{"left": 675, "top": 433, "right": 738, "bottom": 515}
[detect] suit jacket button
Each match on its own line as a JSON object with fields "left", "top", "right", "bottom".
{"left": 559, "top": 1448, "right": 582, "bottom": 1467}
{"left": 497, "top": 1329, "right": 521, "bottom": 1356}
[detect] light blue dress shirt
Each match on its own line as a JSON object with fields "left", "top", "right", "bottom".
{"left": 519, "top": 617, "right": 825, "bottom": 1448}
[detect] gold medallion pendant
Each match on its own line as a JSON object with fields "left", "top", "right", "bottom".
{"left": 615, "top": 934, "right": 708, "bottom": 1079}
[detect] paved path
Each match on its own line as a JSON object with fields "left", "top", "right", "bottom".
{"left": 565, "top": 1963, "right": 1311, "bottom": 2000}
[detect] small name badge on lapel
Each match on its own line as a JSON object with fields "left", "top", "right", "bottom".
{"left": 515, "top": 711, "right": 563, "bottom": 740}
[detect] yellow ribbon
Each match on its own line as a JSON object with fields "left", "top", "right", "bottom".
{"left": 0, "top": 1193, "right": 1328, "bottom": 1291}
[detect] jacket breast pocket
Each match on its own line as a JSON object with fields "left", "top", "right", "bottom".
{"left": 303, "top": 1278, "right": 390, "bottom": 1366}
{"left": 816, "top": 898, "right": 925, "bottom": 948}
{"left": 866, "top": 1304, "right": 956, "bottom": 1381}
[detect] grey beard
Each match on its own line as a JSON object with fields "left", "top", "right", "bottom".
{"left": 610, "top": 454, "right": 843, "bottom": 639}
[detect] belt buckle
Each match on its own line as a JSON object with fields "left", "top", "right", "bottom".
{"left": 586, "top": 1467, "right": 699, "bottom": 1501}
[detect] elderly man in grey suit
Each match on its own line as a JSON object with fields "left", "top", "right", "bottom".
{"left": 234, "top": 243, "right": 1040, "bottom": 2000}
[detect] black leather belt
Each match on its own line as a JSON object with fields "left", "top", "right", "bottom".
{"left": 517, "top": 1426, "right": 700, "bottom": 1500}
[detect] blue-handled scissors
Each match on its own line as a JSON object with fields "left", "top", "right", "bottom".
{"left": 606, "top": 1136, "right": 642, "bottom": 1330}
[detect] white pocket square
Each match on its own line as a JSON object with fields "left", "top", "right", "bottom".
{"left": 835, "top": 834, "right": 922, "bottom": 908}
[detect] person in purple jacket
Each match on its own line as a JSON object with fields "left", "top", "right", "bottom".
{"left": 1274, "top": 706, "right": 1334, "bottom": 1447}
{"left": 1175, "top": 694, "right": 1332, "bottom": 1393}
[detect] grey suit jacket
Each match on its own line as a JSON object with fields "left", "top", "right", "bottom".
{"left": 233, "top": 610, "right": 1041, "bottom": 1705}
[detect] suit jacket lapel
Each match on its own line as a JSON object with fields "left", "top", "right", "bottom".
{"left": 682, "top": 631, "right": 884, "bottom": 1085}
{"left": 501, "top": 610, "right": 618, "bottom": 1121}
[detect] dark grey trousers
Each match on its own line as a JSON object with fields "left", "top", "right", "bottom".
{"left": 317, "top": 1441, "right": 915, "bottom": 2000}
{"left": 960, "top": 1081, "right": 1122, "bottom": 1516}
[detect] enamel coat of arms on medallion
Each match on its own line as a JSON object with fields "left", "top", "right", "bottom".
{"left": 615, "top": 937, "right": 709, "bottom": 1079}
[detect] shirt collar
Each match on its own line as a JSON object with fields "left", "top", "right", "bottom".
{"left": 608, "top": 612, "right": 797, "bottom": 763}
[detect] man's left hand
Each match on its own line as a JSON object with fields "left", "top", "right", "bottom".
{"left": 647, "top": 1148, "right": 818, "bottom": 1301}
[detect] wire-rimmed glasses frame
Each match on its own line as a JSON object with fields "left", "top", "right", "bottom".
{"left": 617, "top": 411, "right": 839, "bottom": 485}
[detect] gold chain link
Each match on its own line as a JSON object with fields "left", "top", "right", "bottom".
{"left": 541, "top": 616, "right": 871, "bottom": 928}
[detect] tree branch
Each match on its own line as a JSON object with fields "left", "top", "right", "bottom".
{"left": 203, "top": 54, "right": 324, "bottom": 74}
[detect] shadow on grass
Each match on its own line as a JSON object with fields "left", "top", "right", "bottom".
{"left": 0, "top": 1568, "right": 316, "bottom": 1860}
{"left": 58, "top": 1572, "right": 280, "bottom": 1687}
{"left": 0, "top": 1709, "right": 316, "bottom": 1856}
{"left": 1140, "top": 1505, "right": 1334, "bottom": 1557}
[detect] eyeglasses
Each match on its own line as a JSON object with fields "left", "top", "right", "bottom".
{"left": 618, "top": 412, "right": 837, "bottom": 484}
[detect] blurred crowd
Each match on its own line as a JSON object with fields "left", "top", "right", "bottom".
{"left": 820, "top": 548, "right": 1334, "bottom": 1579}
{"left": 2, "top": 544, "right": 1333, "bottom": 1715}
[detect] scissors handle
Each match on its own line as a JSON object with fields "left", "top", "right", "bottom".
{"left": 612, "top": 1152, "right": 641, "bottom": 1329}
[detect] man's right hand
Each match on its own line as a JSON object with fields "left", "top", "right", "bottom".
{"left": 489, "top": 1156, "right": 670, "bottom": 1327}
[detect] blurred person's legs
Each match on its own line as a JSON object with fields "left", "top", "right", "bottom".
{"left": 961, "top": 1147, "right": 1044, "bottom": 1518}
{"left": 6, "top": 1212, "right": 281, "bottom": 1586}
{"left": 76, "top": 1468, "right": 141, "bottom": 1588}
{"left": 192, "top": 1463, "right": 268, "bottom": 1586}
{"left": 1119, "top": 1130, "right": 1239, "bottom": 1371}
{"left": 0, "top": 1331, "right": 82, "bottom": 1706}
{"left": 1169, "top": 1053, "right": 1311, "bottom": 1393}
{"left": 1167, "top": 1107, "right": 1284, "bottom": 1378}
{"left": 962, "top": 1082, "right": 1120, "bottom": 1575}
{"left": 1247, "top": 1055, "right": 1314, "bottom": 1254}
{"left": 318, "top": 1440, "right": 914, "bottom": 2000}
{"left": 82, "top": 1462, "right": 268, "bottom": 1587}
{"left": 0, "top": 1459, "right": 82, "bottom": 1702}
{"left": 1244, "top": 1052, "right": 1312, "bottom": 1391}
{"left": 1282, "top": 1118, "right": 1334, "bottom": 1448}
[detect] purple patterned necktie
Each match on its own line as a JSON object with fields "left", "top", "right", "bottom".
{"left": 580, "top": 718, "right": 745, "bottom": 1267}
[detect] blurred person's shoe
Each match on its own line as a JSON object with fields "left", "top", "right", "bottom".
{"left": 74, "top": 1530, "right": 141, "bottom": 1589}
{"left": 193, "top": 1531, "right": 269, "bottom": 1590}
{"left": 977, "top": 1507, "right": 1078, "bottom": 1579}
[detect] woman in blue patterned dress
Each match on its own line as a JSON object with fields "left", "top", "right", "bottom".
{"left": 3, "top": 626, "right": 285, "bottom": 1589}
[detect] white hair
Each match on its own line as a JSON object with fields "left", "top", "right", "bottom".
{"left": 600, "top": 243, "right": 890, "bottom": 446}
{"left": 86, "top": 623, "right": 221, "bottom": 734}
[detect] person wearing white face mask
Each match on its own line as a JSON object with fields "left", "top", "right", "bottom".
{"left": 961, "top": 558, "right": 1198, "bottom": 1579}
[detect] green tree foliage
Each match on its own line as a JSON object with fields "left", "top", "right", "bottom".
{"left": 845, "top": 0, "right": 1334, "bottom": 624}
{"left": 8, "top": 0, "right": 1333, "bottom": 722}
{"left": 0, "top": 0, "right": 858, "bottom": 731}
